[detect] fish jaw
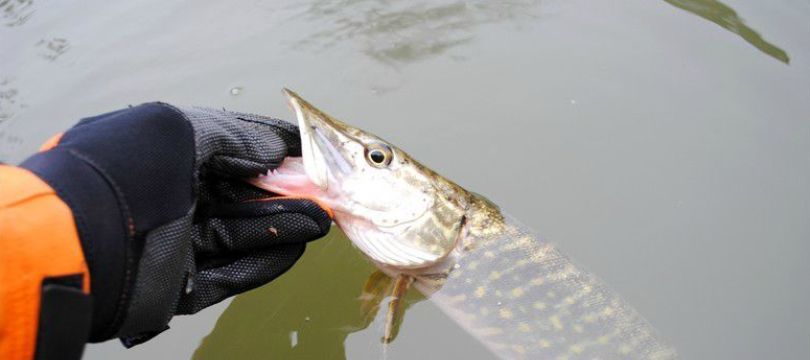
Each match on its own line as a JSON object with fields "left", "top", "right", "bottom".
{"left": 287, "top": 90, "right": 329, "bottom": 190}
{"left": 283, "top": 88, "right": 358, "bottom": 192}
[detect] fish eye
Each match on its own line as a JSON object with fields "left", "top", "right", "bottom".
{"left": 365, "top": 143, "right": 393, "bottom": 168}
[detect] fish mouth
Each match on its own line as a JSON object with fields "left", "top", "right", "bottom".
{"left": 282, "top": 88, "right": 356, "bottom": 192}
{"left": 251, "top": 89, "right": 357, "bottom": 209}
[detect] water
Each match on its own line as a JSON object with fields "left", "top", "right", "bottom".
{"left": 2, "top": 0, "right": 808, "bottom": 359}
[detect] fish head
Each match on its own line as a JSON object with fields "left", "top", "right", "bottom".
{"left": 252, "top": 89, "right": 468, "bottom": 269}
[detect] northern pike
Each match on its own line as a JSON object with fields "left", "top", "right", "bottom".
{"left": 251, "top": 89, "right": 677, "bottom": 359}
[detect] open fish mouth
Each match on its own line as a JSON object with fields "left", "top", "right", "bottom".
{"left": 251, "top": 88, "right": 350, "bottom": 210}
{"left": 284, "top": 89, "right": 353, "bottom": 191}
{"left": 254, "top": 157, "right": 331, "bottom": 204}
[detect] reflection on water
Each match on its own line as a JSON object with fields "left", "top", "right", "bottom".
{"left": 292, "top": 0, "right": 789, "bottom": 66}
{"left": 663, "top": 0, "right": 789, "bottom": 63}
{"left": 0, "top": 78, "right": 23, "bottom": 161}
{"left": 193, "top": 230, "right": 424, "bottom": 360}
{"left": 1, "top": 0, "right": 33, "bottom": 27}
{"left": 36, "top": 37, "right": 70, "bottom": 61}
{"left": 292, "top": 0, "right": 541, "bottom": 66}
{"left": 0, "top": 78, "right": 18, "bottom": 125}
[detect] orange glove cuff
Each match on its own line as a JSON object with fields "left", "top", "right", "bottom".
{"left": 0, "top": 165, "right": 90, "bottom": 360}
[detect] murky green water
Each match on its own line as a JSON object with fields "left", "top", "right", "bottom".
{"left": 2, "top": 0, "right": 808, "bottom": 359}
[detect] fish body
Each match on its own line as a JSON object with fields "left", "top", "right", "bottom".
{"left": 252, "top": 89, "right": 677, "bottom": 359}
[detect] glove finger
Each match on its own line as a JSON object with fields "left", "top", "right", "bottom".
{"left": 206, "top": 119, "right": 286, "bottom": 177}
{"left": 182, "top": 107, "right": 300, "bottom": 176}
{"left": 232, "top": 112, "right": 302, "bottom": 157}
{"left": 176, "top": 244, "right": 305, "bottom": 314}
{"left": 193, "top": 198, "right": 332, "bottom": 254}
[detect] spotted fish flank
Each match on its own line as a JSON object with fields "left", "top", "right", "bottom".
{"left": 430, "top": 208, "right": 674, "bottom": 359}
{"left": 252, "top": 89, "right": 677, "bottom": 359}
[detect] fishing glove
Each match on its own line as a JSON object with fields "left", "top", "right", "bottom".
{"left": 21, "top": 103, "right": 332, "bottom": 346}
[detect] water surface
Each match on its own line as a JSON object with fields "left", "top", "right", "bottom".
{"left": 1, "top": 0, "right": 808, "bottom": 359}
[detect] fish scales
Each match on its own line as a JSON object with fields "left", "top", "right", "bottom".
{"left": 419, "top": 195, "right": 677, "bottom": 359}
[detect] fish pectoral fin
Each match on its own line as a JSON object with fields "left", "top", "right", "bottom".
{"left": 359, "top": 270, "right": 393, "bottom": 321}
{"left": 383, "top": 274, "right": 414, "bottom": 344}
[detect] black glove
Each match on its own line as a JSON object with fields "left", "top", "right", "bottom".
{"left": 21, "top": 103, "right": 331, "bottom": 346}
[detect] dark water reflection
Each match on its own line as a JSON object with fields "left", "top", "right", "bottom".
{"left": 193, "top": 230, "right": 428, "bottom": 360}
{"left": 663, "top": 0, "right": 790, "bottom": 63}
{"left": 292, "top": 0, "right": 541, "bottom": 66}
{"left": 0, "top": 78, "right": 23, "bottom": 160}
{"left": 36, "top": 37, "right": 70, "bottom": 61}
{"left": 0, "top": 78, "right": 18, "bottom": 124}
{"left": 292, "top": 0, "right": 789, "bottom": 66}
{"left": 1, "top": 0, "right": 33, "bottom": 27}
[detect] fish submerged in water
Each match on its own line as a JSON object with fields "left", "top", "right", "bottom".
{"left": 252, "top": 89, "right": 677, "bottom": 359}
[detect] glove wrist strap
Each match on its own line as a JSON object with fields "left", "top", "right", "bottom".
{"left": 22, "top": 149, "right": 130, "bottom": 341}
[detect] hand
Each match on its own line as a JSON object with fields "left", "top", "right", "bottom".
{"left": 21, "top": 103, "right": 331, "bottom": 345}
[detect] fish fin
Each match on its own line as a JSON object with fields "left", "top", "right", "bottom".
{"left": 359, "top": 270, "right": 393, "bottom": 321}
{"left": 383, "top": 274, "right": 414, "bottom": 343}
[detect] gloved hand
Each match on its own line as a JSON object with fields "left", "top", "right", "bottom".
{"left": 21, "top": 103, "right": 331, "bottom": 346}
